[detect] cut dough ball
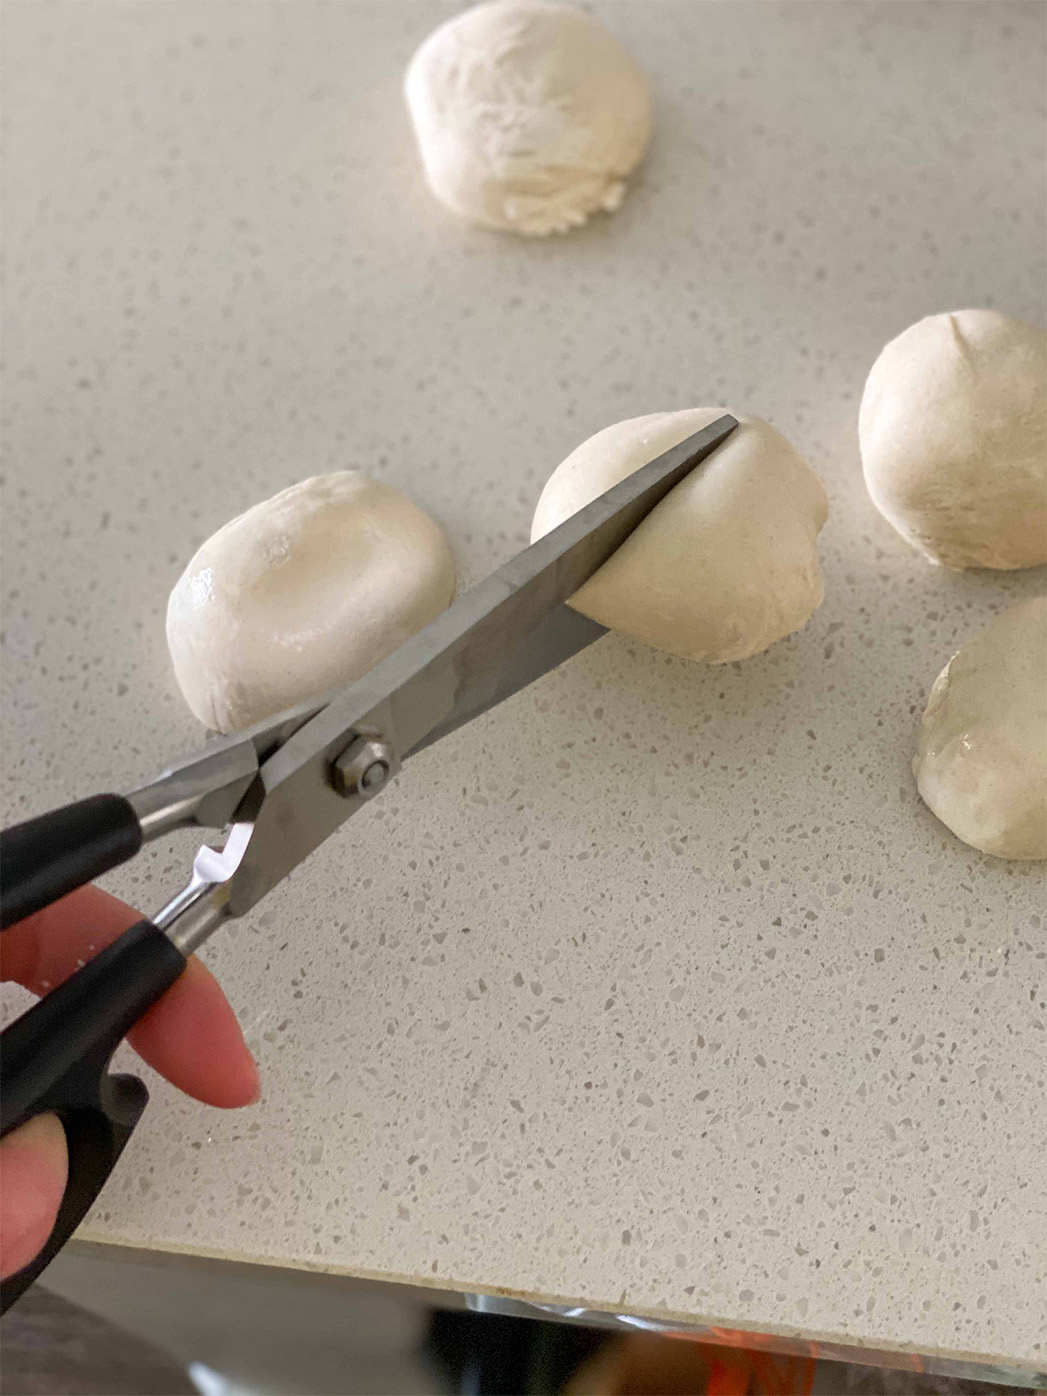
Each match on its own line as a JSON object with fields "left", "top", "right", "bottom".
{"left": 914, "top": 597, "right": 1047, "bottom": 860}
{"left": 531, "top": 409, "right": 829, "bottom": 663}
{"left": 404, "top": 0, "right": 651, "bottom": 235}
{"left": 859, "top": 309, "right": 1047, "bottom": 569}
{"left": 167, "top": 473, "right": 456, "bottom": 733}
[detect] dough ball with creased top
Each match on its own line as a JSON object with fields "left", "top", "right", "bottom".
{"left": 166, "top": 472, "right": 455, "bottom": 733}
{"left": 914, "top": 597, "right": 1047, "bottom": 860}
{"left": 404, "top": 0, "right": 651, "bottom": 236}
{"left": 859, "top": 309, "right": 1047, "bottom": 569}
{"left": 530, "top": 408, "right": 829, "bottom": 663}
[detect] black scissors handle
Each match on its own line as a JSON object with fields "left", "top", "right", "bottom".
{"left": 0, "top": 794, "right": 143, "bottom": 929}
{"left": 0, "top": 807, "right": 187, "bottom": 1314}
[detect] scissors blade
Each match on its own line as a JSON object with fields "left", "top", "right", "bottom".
{"left": 407, "top": 601, "right": 606, "bottom": 755}
{"left": 127, "top": 693, "right": 334, "bottom": 839}
{"left": 220, "top": 414, "right": 737, "bottom": 916}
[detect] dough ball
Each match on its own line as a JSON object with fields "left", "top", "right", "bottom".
{"left": 914, "top": 597, "right": 1047, "bottom": 860}
{"left": 404, "top": 0, "right": 651, "bottom": 236}
{"left": 859, "top": 309, "right": 1047, "bottom": 569}
{"left": 530, "top": 409, "right": 829, "bottom": 663}
{"left": 166, "top": 473, "right": 456, "bottom": 733}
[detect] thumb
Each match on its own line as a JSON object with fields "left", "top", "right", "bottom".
{"left": 0, "top": 1113, "right": 68, "bottom": 1280}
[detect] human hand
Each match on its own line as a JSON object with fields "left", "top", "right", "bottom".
{"left": 0, "top": 884, "right": 259, "bottom": 1280}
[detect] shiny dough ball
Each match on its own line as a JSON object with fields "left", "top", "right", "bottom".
{"left": 166, "top": 473, "right": 456, "bottom": 733}
{"left": 404, "top": 0, "right": 651, "bottom": 236}
{"left": 914, "top": 597, "right": 1047, "bottom": 860}
{"left": 859, "top": 309, "right": 1047, "bottom": 569}
{"left": 530, "top": 409, "right": 829, "bottom": 663}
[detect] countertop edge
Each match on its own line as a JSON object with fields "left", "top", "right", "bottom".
{"left": 67, "top": 1231, "right": 1047, "bottom": 1384}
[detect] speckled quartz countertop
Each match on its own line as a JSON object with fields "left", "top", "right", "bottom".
{"left": 2, "top": 0, "right": 1045, "bottom": 1378}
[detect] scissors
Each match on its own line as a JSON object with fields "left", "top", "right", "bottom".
{"left": 0, "top": 414, "right": 737, "bottom": 1311}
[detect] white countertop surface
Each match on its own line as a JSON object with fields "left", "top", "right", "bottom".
{"left": 2, "top": 0, "right": 1045, "bottom": 1374}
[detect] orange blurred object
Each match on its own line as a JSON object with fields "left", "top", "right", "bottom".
{"left": 567, "top": 1331, "right": 816, "bottom": 1395}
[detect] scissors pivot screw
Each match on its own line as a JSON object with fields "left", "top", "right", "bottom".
{"left": 331, "top": 736, "right": 395, "bottom": 800}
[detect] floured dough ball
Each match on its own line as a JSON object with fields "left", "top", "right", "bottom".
{"left": 531, "top": 409, "right": 829, "bottom": 662}
{"left": 167, "top": 473, "right": 456, "bottom": 733}
{"left": 859, "top": 310, "right": 1047, "bottom": 569}
{"left": 404, "top": 0, "right": 651, "bottom": 235}
{"left": 914, "top": 597, "right": 1047, "bottom": 860}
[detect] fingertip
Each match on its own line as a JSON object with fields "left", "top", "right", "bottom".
{"left": 0, "top": 1114, "right": 69, "bottom": 1281}
{"left": 128, "top": 954, "right": 261, "bottom": 1109}
{"left": 5, "top": 884, "right": 261, "bottom": 1112}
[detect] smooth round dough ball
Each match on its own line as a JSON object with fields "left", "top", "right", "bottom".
{"left": 167, "top": 473, "right": 456, "bottom": 733}
{"left": 531, "top": 409, "right": 829, "bottom": 663}
{"left": 859, "top": 309, "right": 1047, "bottom": 569}
{"left": 914, "top": 597, "right": 1046, "bottom": 860}
{"left": 404, "top": 0, "right": 651, "bottom": 236}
